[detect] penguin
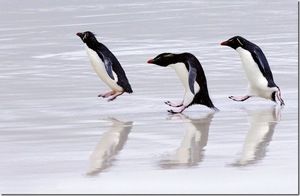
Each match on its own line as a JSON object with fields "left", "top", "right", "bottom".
{"left": 147, "top": 52, "right": 218, "bottom": 113}
{"left": 220, "top": 36, "right": 284, "bottom": 106}
{"left": 77, "top": 31, "right": 133, "bottom": 101}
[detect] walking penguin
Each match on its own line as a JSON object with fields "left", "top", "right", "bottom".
{"left": 147, "top": 52, "right": 218, "bottom": 113}
{"left": 221, "top": 36, "right": 284, "bottom": 106}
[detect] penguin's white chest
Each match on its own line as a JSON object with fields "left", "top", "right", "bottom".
{"left": 170, "top": 63, "right": 200, "bottom": 94}
{"left": 85, "top": 45, "right": 122, "bottom": 92}
{"left": 170, "top": 63, "right": 200, "bottom": 106}
{"left": 236, "top": 47, "right": 271, "bottom": 97}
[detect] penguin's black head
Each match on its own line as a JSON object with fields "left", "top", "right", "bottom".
{"left": 220, "top": 36, "right": 246, "bottom": 50}
{"left": 147, "top": 53, "right": 177, "bottom": 67}
{"left": 76, "top": 31, "right": 97, "bottom": 43}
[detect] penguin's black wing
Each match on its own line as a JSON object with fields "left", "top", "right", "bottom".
{"left": 93, "top": 49, "right": 114, "bottom": 80}
{"left": 105, "top": 52, "right": 133, "bottom": 93}
{"left": 188, "top": 67, "right": 197, "bottom": 94}
{"left": 251, "top": 47, "right": 276, "bottom": 87}
{"left": 103, "top": 57, "right": 115, "bottom": 80}
{"left": 95, "top": 44, "right": 133, "bottom": 93}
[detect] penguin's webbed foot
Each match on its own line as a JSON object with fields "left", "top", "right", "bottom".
{"left": 107, "top": 92, "right": 124, "bottom": 102}
{"left": 98, "top": 91, "right": 116, "bottom": 98}
{"left": 276, "top": 91, "right": 285, "bottom": 106}
{"left": 165, "top": 101, "right": 183, "bottom": 107}
{"left": 229, "top": 95, "right": 251, "bottom": 102}
{"left": 107, "top": 97, "right": 116, "bottom": 102}
{"left": 167, "top": 106, "right": 186, "bottom": 114}
{"left": 168, "top": 109, "right": 180, "bottom": 114}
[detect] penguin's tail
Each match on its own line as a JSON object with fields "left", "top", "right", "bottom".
{"left": 211, "top": 106, "right": 219, "bottom": 112}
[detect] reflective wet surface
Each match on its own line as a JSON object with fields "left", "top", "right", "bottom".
{"left": 0, "top": 0, "right": 298, "bottom": 194}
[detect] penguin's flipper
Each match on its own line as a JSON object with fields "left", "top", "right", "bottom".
{"left": 251, "top": 48, "right": 276, "bottom": 87}
{"left": 95, "top": 49, "right": 115, "bottom": 80}
{"left": 188, "top": 67, "right": 197, "bottom": 94}
{"left": 103, "top": 58, "right": 115, "bottom": 80}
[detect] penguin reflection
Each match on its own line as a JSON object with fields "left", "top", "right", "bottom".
{"left": 230, "top": 106, "right": 281, "bottom": 167}
{"left": 159, "top": 113, "right": 214, "bottom": 169}
{"left": 87, "top": 118, "right": 133, "bottom": 176}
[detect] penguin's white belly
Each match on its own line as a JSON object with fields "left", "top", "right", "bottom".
{"left": 236, "top": 48, "right": 272, "bottom": 98}
{"left": 170, "top": 63, "right": 200, "bottom": 106}
{"left": 85, "top": 45, "right": 123, "bottom": 92}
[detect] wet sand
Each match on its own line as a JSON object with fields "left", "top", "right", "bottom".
{"left": 0, "top": 0, "right": 298, "bottom": 194}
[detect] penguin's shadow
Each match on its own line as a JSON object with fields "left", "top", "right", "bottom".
{"left": 158, "top": 112, "right": 215, "bottom": 169}
{"left": 86, "top": 117, "right": 133, "bottom": 176}
{"left": 228, "top": 105, "right": 282, "bottom": 167}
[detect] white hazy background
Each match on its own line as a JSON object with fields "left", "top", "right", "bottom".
{"left": 0, "top": 0, "right": 298, "bottom": 194}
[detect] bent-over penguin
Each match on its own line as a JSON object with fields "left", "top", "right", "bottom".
{"left": 77, "top": 31, "right": 133, "bottom": 101}
{"left": 221, "top": 36, "right": 284, "bottom": 106}
{"left": 147, "top": 53, "right": 218, "bottom": 113}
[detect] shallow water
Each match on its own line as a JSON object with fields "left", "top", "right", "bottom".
{"left": 0, "top": 0, "right": 298, "bottom": 194}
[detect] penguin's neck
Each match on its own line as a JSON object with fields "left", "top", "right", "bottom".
{"left": 86, "top": 40, "right": 102, "bottom": 50}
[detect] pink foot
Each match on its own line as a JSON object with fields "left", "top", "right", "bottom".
{"left": 168, "top": 106, "right": 187, "bottom": 114}
{"left": 165, "top": 101, "right": 183, "bottom": 107}
{"left": 98, "top": 91, "right": 116, "bottom": 98}
{"left": 107, "top": 92, "right": 124, "bottom": 102}
{"left": 276, "top": 91, "right": 285, "bottom": 106}
{"left": 229, "top": 95, "right": 251, "bottom": 102}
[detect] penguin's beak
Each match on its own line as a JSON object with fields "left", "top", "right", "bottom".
{"left": 220, "top": 41, "right": 228, "bottom": 46}
{"left": 147, "top": 59, "right": 155, "bottom": 64}
{"left": 76, "top": 32, "right": 83, "bottom": 38}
